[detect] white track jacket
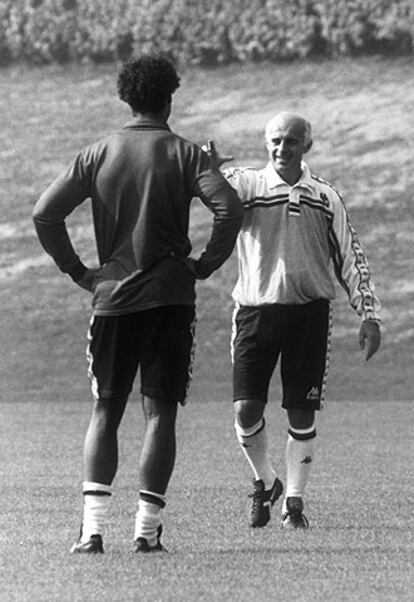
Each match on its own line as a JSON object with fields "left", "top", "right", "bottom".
{"left": 223, "top": 161, "right": 381, "bottom": 321}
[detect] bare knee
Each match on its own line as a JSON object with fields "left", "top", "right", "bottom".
{"left": 142, "top": 396, "right": 178, "bottom": 424}
{"left": 90, "top": 396, "right": 128, "bottom": 430}
{"left": 234, "top": 399, "right": 266, "bottom": 428}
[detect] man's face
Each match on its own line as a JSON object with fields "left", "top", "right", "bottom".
{"left": 266, "top": 117, "right": 311, "bottom": 185}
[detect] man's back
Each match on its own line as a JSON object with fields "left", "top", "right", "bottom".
{"left": 76, "top": 119, "right": 205, "bottom": 271}
{"left": 34, "top": 117, "right": 242, "bottom": 315}
{"left": 32, "top": 54, "right": 243, "bottom": 556}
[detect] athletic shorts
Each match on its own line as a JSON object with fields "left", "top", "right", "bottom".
{"left": 231, "top": 300, "right": 331, "bottom": 410}
{"left": 86, "top": 305, "right": 196, "bottom": 405}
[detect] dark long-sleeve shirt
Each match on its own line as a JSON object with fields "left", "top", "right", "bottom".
{"left": 33, "top": 117, "right": 243, "bottom": 315}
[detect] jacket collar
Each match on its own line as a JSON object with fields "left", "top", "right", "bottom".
{"left": 123, "top": 116, "right": 171, "bottom": 131}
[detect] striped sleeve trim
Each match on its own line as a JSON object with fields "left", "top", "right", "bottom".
{"left": 326, "top": 190, "right": 379, "bottom": 320}
{"left": 328, "top": 225, "right": 350, "bottom": 297}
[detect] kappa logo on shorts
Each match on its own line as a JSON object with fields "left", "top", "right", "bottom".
{"left": 306, "top": 386, "right": 320, "bottom": 401}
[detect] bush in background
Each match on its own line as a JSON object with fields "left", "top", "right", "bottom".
{"left": 0, "top": 0, "right": 413, "bottom": 66}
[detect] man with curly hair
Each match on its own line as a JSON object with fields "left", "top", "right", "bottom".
{"left": 33, "top": 54, "right": 242, "bottom": 554}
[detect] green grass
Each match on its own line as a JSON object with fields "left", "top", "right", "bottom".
{"left": 1, "top": 399, "right": 413, "bottom": 601}
{"left": 0, "top": 58, "right": 414, "bottom": 600}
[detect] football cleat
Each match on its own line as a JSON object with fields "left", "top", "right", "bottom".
{"left": 281, "top": 496, "right": 309, "bottom": 529}
{"left": 70, "top": 530, "right": 104, "bottom": 554}
{"left": 134, "top": 524, "right": 167, "bottom": 553}
{"left": 249, "top": 477, "right": 284, "bottom": 528}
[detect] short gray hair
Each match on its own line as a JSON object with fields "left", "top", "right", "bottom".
{"left": 265, "top": 112, "right": 312, "bottom": 146}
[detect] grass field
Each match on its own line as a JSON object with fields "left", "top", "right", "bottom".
{"left": 0, "top": 57, "right": 413, "bottom": 600}
{"left": 1, "top": 399, "right": 413, "bottom": 601}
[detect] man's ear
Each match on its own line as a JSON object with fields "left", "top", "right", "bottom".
{"left": 304, "top": 139, "right": 313, "bottom": 154}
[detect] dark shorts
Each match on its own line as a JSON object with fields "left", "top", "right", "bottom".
{"left": 232, "top": 300, "right": 331, "bottom": 410}
{"left": 86, "top": 305, "right": 196, "bottom": 405}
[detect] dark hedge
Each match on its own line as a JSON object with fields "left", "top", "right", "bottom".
{"left": 0, "top": 0, "right": 413, "bottom": 66}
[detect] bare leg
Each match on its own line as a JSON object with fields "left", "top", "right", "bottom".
{"left": 71, "top": 397, "right": 129, "bottom": 547}
{"left": 133, "top": 396, "right": 178, "bottom": 548}
{"left": 139, "top": 396, "right": 178, "bottom": 494}
{"left": 83, "top": 396, "right": 129, "bottom": 485}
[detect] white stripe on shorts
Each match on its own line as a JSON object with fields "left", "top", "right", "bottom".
{"left": 230, "top": 303, "right": 240, "bottom": 365}
{"left": 86, "top": 315, "right": 100, "bottom": 400}
{"left": 183, "top": 311, "right": 197, "bottom": 406}
{"left": 320, "top": 303, "right": 333, "bottom": 409}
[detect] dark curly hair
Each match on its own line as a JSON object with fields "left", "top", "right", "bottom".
{"left": 117, "top": 54, "right": 181, "bottom": 114}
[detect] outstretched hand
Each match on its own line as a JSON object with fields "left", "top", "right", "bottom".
{"left": 359, "top": 320, "right": 381, "bottom": 361}
{"left": 202, "top": 139, "right": 233, "bottom": 167}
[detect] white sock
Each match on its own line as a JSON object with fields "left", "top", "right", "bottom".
{"left": 283, "top": 424, "right": 316, "bottom": 513}
{"left": 134, "top": 491, "right": 165, "bottom": 546}
{"left": 235, "top": 418, "right": 276, "bottom": 489}
{"left": 81, "top": 481, "right": 112, "bottom": 541}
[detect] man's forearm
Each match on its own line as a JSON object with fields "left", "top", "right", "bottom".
{"left": 33, "top": 217, "right": 85, "bottom": 277}
{"left": 196, "top": 187, "right": 243, "bottom": 278}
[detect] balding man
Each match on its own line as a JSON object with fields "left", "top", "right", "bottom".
{"left": 205, "top": 112, "right": 381, "bottom": 530}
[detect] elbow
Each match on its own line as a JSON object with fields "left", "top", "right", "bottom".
{"left": 32, "top": 208, "right": 42, "bottom": 225}
{"left": 32, "top": 198, "right": 58, "bottom": 227}
{"left": 32, "top": 198, "right": 46, "bottom": 224}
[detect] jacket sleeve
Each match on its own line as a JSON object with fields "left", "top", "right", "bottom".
{"left": 191, "top": 154, "right": 243, "bottom": 279}
{"left": 32, "top": 153, "right": 91, "bottom": 279}
{"left": 328, "top": 191, "right": 381, "bottom": 321}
